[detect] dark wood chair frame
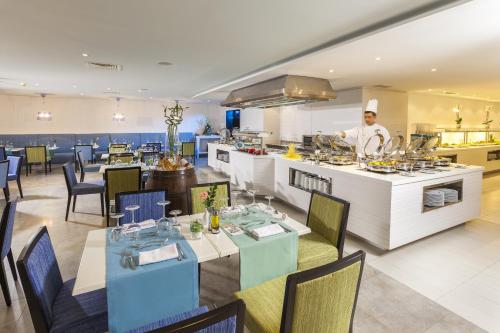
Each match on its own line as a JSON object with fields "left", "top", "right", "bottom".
{"left": 115, "top": 188, "right": 169, "bottom": 222}
{"left": 0, "top": 146, "right": 6, "bottom": 160}
{"left": 186, "top": 181, "right": 232, "bottom": 215}
{"left": 104, "top": 166, "right": 142, "bottom": 227}
{"left": 0, "top": 160, "right": 9, "bottom": 201}
{"left": 24, "top": 145, "right": 52, "bottom": 176}
{"left": 16, "top": 226, "right": 54, "bottom": 333}
{"left": 280, "top": 250, "right": 365, "bottom": 333}
{"left": 306, "top": 190, "right": 350, "bottom": 259}
{"left": 0, "top": 200, "right": 18, "bottom": 306}
{"left": 149, "top": 299, "right": 245, "bottom": 333}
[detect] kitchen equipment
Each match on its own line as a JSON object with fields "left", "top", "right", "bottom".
{"left": 222, "top": 75, "right": 336, "bottom": 109}
{"left": 364, "top": 132, "right": 385, "bottom": 159}
{"left": 366, "top": 163, "right": 398, "bottom": 173}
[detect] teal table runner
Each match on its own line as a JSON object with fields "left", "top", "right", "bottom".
{"left": 106, "top": 228, "right": 199, "bottom": 333}
{"left": 221, "top": 206, "right": 298, "bottom": 290}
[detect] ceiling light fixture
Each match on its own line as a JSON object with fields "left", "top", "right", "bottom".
{"left": 113, "top": 97, "right": 125, "bottom": 122}
{"left": 106, "top": 87, "right": 111, "bottom": 91}
{"left": 375, "top": 57, "right": 381, "bottom": 61}
{"left": 328, "top": 69, "right": 334, "bottom": 73}
{"left": 35, "top": 83, "right": 39, "bottom": 87}
{"left": 427, "top": 89, "right": 432, "bottom": 92}
{"left": 72, "top": 85, "right": 77, "bottom": 88}
{"left": 37, "top": 93, "right": 52, "bottom": 121}
{"left": 82, "top": 53, "right": 89, "bottom": 57}
{"left": 157, "top": 61, "right": 173, "bottom": 66}
{"left": 20, "top": 82, "right": 26, "bottom": 87}
{"left": 80, "top": 93, "right": 84, "bottom": 96}
{"left": 431, "top": 68, "right": 437, "bottom": 72}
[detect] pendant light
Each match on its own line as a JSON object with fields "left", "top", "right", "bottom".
{"left": 113, "top": 97, "right": 125, "bottom": 121}
{"left": 37, "top": 93, "right": 52, "bottom": 121}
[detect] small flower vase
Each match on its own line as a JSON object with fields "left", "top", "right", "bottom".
{"left": 456, "top": 123, "right": 461, "bottom": 129}
{"left": 203, "top": 208, "right": 210, "bottom": 229}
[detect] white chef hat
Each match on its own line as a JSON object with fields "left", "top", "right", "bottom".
{"left": 365, "top": 99, "right": 378, "bottom": 114}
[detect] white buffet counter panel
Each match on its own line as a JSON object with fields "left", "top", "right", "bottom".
{"left": 437, "top": 145, "right": 500, "bottom": 173}
{"left": 208, "top": 144, "right": 484, "bottom": 250}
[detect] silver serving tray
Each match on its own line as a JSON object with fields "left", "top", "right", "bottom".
{"left": 366, "top": 164, "right": 398, "bottom": 173}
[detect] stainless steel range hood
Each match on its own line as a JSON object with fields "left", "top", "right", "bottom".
{"left": 221, "top": 75, "right": 336, "bottom": 109}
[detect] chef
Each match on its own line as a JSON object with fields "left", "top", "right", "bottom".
{"left": 335, "top": 98, "right": 390, "bottom": 155}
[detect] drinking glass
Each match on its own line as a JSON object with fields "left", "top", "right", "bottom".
{"left": 157, "top": 200, "right": 171, "bottom": 234}
{"left": 124, "top": 205, "right": 141, "bottom": 245}
{"left": 110, "top": 213, "right": 124, "bottom": 241}
{"left": 231, "top": 190, "right": 242, "bottom": 209}
{"left": 247, "top": 189, "right": 257, "bottom": 206}
{"left": 265, "top": 195, "right": 274, "bottom": 210}
{"left": 169, "top": 209, "right": 182, "bottom": 227}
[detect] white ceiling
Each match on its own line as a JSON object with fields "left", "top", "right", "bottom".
{"left": 0, "top": 0, "right": 458, "bottom": 100}
{"left": 205, "top": 0, "right": 500, "bottom": 102}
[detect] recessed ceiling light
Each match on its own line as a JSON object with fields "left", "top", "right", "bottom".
{"left": 137, "top": 88, "right": 149, "bottom": 93}
{"left": 72, "top": 85, "right": 77, "bottom": 88}
{"left": 106, "top": 87, "right": 111, "bottom": 91}
{"left": 80, "top": 92, "right": 84, "bottom": 96}
{"left": 431, "top": 68, "right": 437, "bottom": 72}
{"left": 82, "top": 53, "right": 89, "bottom": 57}
{"left": 328, "top": 69, "right": 334, "bottom": 73}
{"left": 149, "top": 97, "right": 153, "bottom": 100}
{"left": 34, "top": 83, "right": 39, "bottom": 87}
{"left": 20, "top": 82, "right": 26, "bottom": 87}
{"left": 375, "top": 57, "right": 381, "bottom": 61}
{"left": 157, "top": 61, "right": 173, "bottom": 66}
{"left": 427, "top": 89, "right": 432, "bottom": 92}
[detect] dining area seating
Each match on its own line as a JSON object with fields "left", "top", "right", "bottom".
{"left": 0, "top": 199, "right": 18, "bottom": 307}
{"left": 104, "top": 166, "right": 142, "bottom": 226}
{"left": 7, "top": 156, "right": 23, "bottom": 198}
{"left": 76, "top": 150, "right": 102, "bottom": 182}
{"left": 0, "top": 160, "right": 9, "bottom": 200}
{"left": 25, "top": 145, "right": 52, "bottom": 176}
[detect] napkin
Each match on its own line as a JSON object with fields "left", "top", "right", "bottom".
{"left": 139, "top": 244, "right": 178, "bottom": 265}
{"left": 251, "top": 223, "right": 285, "bottom": 240}
{"left": 138, "top": 219, "right": 156, "bottom": 229}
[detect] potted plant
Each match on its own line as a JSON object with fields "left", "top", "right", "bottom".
{"left": 190, "top": 220, "right": 203, "bottom": 239}
{"left": 200, "top": 184, "right": 218, "bottom": 228}
{"left": 453, "top": 105, "right": 463, "bottom": 129}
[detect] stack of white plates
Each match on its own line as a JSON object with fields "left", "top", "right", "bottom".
{"left": 424, "top": 189, "right": 445, "bottom": 207}
{"left": 437, "top": 188, "right": 459, "bottom": 203}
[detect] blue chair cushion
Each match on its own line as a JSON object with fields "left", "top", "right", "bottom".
{"left": 8, "top": 173, "right": 17, "bottom": 181}
{"left": 83, "top": 164, "right": 102, "bottom": 173}
{"left": 50, "top": 278, "right": 108, "bottom": 333}
{"left": 72, "top": 183, "right": 105, "bottom": 195}
{"left": 127, "top": 305, "right": 237, "bottom": 333}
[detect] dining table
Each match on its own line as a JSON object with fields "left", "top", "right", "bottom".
{"left": 72, "top": 205, "right": 310, "bottom": 296}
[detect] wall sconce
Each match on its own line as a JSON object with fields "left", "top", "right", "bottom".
{"left": 37, "top": 93, "right": 52, "bottom": 121}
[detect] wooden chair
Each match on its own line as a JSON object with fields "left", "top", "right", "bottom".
{"left": 0, "top": 160, "right": 9, "bottom": 200}
{"left": 187, "top": 181, "right": 231, "bottom": 214}
{"left": 136, "top": 299, "right": 245, "bottom": 333}
{"left": 109, "top": 143, "right": 128, "bottom": 154}
{"left": 7, "top": 156, "right": 23, "bottom": 198}
{"left": 108, "top": 152, "right": 134, "bottom": 164}
{"left": 62, "top": 163, "right": 105, "bottom": 221}
{"left": 181, "top": 141, "right": 196, "bottom": 165}
{"left": 76, "top": 151, "right": 103, "bottom": 183}
{"left": 104, "top": 167, "right": 142, "bottom": 226}
{"left": 116, "top": 189, "right": 168, "bottom": 226}
{"left": 0, "top": 200, "right": 18, "bottom": 306}
{"left": 0, "top": 146, "right": 6, "bottom": 160}
{"left": 17, "top": 226, "right": 108, "bottom": 332}
{"left": 297, "top": 190, "right": 350, "bottom": 271}
{"left": 236, "top": 251, "right": 365, "bottom": 333}
{"left": 25, "top": 146, "right": 52, "bottom": 176}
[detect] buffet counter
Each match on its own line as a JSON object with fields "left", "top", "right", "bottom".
{"left": 437, "top": 144, "right": 500, "bottom": 173}
{"left": 208, "top": 144, "right": 484, "bottom": 250}
{"left": 207, "top": 143, "right": 275, "bottom": 194}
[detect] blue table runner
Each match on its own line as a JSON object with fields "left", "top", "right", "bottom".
{"left": 106, "top": 229, "right": 199, "bottom": 333}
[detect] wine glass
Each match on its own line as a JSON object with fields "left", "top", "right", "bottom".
{"left": 110, "top": 213, "right": 124, "bottom": 241}
{"left": 169, "top": 209, "right": 182, "bottom": 227}
{"left": 124, "top": 205, "right": 141, "bottom": 245}
{"left": 247, "top": 189, "right": 257, "bottom": 206}
{"left": 231, "top": 190, "right": 242, "bottom": 209}
{"left": 157, "top": 200, "right": 171, "bottom": 234}
{"left": 265, "top": 195, "right": 274, "bottom": 210}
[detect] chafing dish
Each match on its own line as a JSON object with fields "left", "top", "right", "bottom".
{"left": 328, "top": 155, "right": 354, "bottom": 165}
{"left": 433, "top": 157, "right": 451, "bottom": 166}
{"left": 366, "top": 161, "right": 398, "bottom": 173}
{"left": 412, "top": 159, "right": 435, "bottom": 169}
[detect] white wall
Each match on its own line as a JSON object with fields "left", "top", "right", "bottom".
{"left": 363, "top": 87, "right": 408, "bottom": 137}
{"left": 0, "top": 94, "right": 225, "bottom": 134}
{"left": 279, "top": 88, "right": 363, "bottom": 142}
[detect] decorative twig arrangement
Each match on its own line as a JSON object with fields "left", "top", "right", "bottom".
{"left": 163, "top": 101, "right": 187, "bottom": 157}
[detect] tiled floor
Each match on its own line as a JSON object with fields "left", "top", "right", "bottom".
{"left": 0, "top": 161, "right": 490, "bottom": 332}
{"left": 344, "top": 173, "right": 500, "bottom": 333}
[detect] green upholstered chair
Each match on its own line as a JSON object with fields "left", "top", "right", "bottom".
{"left": 108, "top": 144, "right": 128, "bottom": 154}
{"left": 297, "top": 190, "right": 350, "bottom": 271}
{"left": 187, "top": 181, "right": 231, "bottom": 214}
{"left": 108, "top": 153, "right": 134, "bottom": 164}
{"left": 24, "top": 146, "right": 52, "bottom": 176}
{"left": 181, "top": 141, "right": 196, "bottom": 165}
{"left": 235, "top": 250, "right": 365, "bottom": 333}
{"left": 104, "top": 167, "right": 141, "bottom": 226}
